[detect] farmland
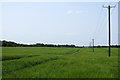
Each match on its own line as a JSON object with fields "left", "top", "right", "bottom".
{"left": 2, "top": 47, "right": 118, "bottom": 78}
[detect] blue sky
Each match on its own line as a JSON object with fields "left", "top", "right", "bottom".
{"left": 0, "top": 2, "right": 118, "bottom": 46}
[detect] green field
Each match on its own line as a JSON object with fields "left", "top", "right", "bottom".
{"left": 2, "top": 47, "right": 118, "bottom": 78}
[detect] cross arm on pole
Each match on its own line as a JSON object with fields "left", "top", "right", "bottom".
{"left": 103, "top": 5, "right": 116, "bottom": 8}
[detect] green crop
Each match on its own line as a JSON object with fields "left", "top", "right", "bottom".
{"left": 1, "top": 47, "right": 118, "bottom": 78}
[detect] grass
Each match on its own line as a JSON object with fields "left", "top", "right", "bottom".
{"left": 1, "top": 47, "right": 118, "bottom": 78}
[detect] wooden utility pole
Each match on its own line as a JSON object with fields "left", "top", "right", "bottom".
{"left": 103, "top": 5, "right": 115, "bottom": 57}
{"left": 92, "top": 39, "right": 94, "bottom": 52}
{"left": 89, "top": 42, "right": 91, "bottom": 48}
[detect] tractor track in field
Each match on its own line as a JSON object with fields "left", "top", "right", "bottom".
{"left": 2, "top": 49, "right": 80, "bottom": 75}
{"left": 2, "top": 57, "right": 59, "bottom": 75}
{"left": 71, "top": 49, "right": 81, "bottom": 55}
{"left": 1, "top": 55, "right": 39, "bottom": 61}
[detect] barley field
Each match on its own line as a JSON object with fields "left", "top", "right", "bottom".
{"left": 2, "top": 47, "right": 118, "bottom": 78}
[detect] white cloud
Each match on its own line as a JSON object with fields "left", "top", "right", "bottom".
{"left": 75, "top": 10, "right": 84, "bottom": 14}
{"left": 67, "top": 10, "right": 87, "bottom": 14}
{"left": 67, "top": 10, "right": 73, "bottom": 14}
{"left": 65, "top": 32, "right": 77, "bottom": 36}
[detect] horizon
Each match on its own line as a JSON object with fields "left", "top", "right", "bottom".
{"left": 1, "top": 40, "right": 119, "bottom": 47}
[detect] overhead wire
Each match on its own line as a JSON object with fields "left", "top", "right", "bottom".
{"left": 99, "top": 0, "right": 117, "bottom": 45}
{"left": 91, "top": 0, "right": 117, "bottom": 46}
{"left": 91, "top": 0, "right": 111, "bottom": 46}
{"left": 93, "top": 0, "right": 107, "bottom": 39}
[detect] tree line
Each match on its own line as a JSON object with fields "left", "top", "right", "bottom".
{"left": 0, "top": 40, "right": 76, "bottom": 47}
{"left": 0, "top": 40, "right": 119, "bottom": 48}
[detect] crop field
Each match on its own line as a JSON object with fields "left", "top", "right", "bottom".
{"left": 1, "top": 47, "right": 118, "bottom": 78}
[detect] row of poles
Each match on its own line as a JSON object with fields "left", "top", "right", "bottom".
{"left": 90, "top": 5, "right": 116, "bottom": 57}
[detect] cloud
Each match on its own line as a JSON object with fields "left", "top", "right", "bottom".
{"left": 64, "top": 32, "right": 77, "bottom": 36}
{"left": 75, "top": 10, "right": 84, "bottom": 14}
{"left": 67, "top": 10, "right": 73, "bottom": 14}
{"left": 67, "top": 10, "right": 87, "bottom": 14}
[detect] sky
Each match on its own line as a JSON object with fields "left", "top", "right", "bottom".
{"left": 118, "top": 1, "right": 120, "bottom": 45}
{"left": 0, "top": 1, "right": 118, "bottom": 46}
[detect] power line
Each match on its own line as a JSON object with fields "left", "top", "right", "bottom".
{"left": 92, "top": 0, "right": 116, "bottom": 47}
{"left": 94, "top": 11, "right": 107, "bottom": 39}
{"left": 92, "top": 0, "right": 108, "bottom": 39}
{"left": 93, "top": 7, "right": 103, "bottom": 38}
{"left": 98, "top": 2, "right": 117, "bottom": 45}
{"left": 92, "top": 3, "right": 105, "bottom": 37}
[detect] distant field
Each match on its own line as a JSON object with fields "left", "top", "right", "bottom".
{"left": 2, "top": 47, "right": 118, "bottom": 78}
